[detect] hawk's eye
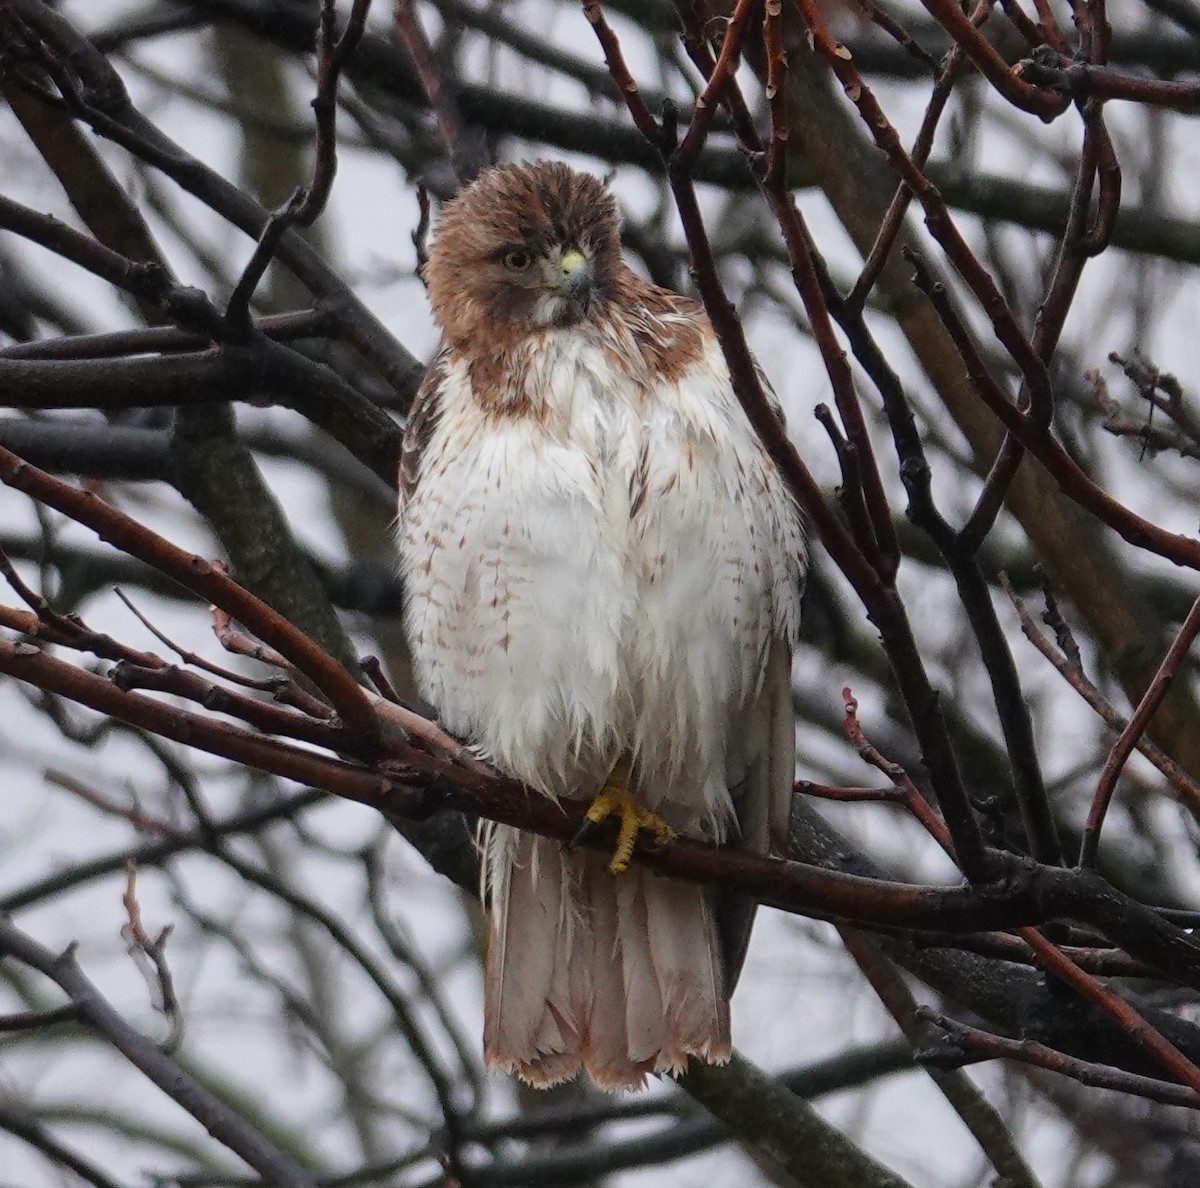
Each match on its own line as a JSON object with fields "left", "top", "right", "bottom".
{"left": 503, "top": 249, "right": 533, "bottom": 272}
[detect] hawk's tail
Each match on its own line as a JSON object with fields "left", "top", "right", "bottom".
{"left": 483, "top": 827, "right": 731, "bottom": 1092}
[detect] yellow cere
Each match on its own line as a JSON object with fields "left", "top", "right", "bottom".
{"left": 560, "top": 249, "right": 588, "bottom": 277}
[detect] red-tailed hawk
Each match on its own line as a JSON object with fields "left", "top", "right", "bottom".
{"left": 398, "top": 160, "right": 805, "bottom": 1091}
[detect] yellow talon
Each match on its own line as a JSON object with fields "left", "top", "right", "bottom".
{"left": 585, "top": 781, "right": 676, "bottom": 875}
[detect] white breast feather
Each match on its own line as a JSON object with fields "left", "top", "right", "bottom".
{"left": 398, "top": 328, "right": 804, "bottom": 840}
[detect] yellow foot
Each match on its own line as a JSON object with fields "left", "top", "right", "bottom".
{"left": 584, "top": 784, "right": 676, "bottom": 875}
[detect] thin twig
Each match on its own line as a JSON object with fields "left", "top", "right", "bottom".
{"left": 919, "top": 1010, "right": 1200, "bottom": 1110}
{"left": 1081, "top": 590, "right": 1200, "bottom": 867}
{"left": 0, "top": 915, "right": 322, "bottom": 1186}
{"left": 0, "top": 445, "right": 378, "bottom": 742}
{"left": 589, "top": 0, "right": 991, "bottom": 878}
{"left": 225, "top": 0, "right": 374, "bottom": 325}
{"left": 912, "top": 0, "right": 1069, "bottom": 117}
{"left": 45, "top": 769, "right": 174, "bottom": 836}
{"left": 842, "top": 929, "right": 1043, "bottom": 1186}
{"left": 121, "top": 863, "right": 184, "bottom": 1053}
{"left": 1019, "top": 57, "right": 1200, "bottom": 113}
{"left": 1003, "top": 579, "right": 1200, "bottom": 811}
{"left": 394, "top": 0, "right": 485, "bottom": 182}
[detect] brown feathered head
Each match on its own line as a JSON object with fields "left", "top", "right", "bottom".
{"left": 423, "top": 161, "right": 623, "bottom": 348}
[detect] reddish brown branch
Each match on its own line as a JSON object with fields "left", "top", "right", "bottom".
{"left": 757, "top": 79, "right": 901, "bottom": 579}
{"left": 208, "top": 605, "right": 337, "bottom": 719}
{"left": 116, "top": 588, "right": 302, "bottom": 698}
{"left": 1028, "top": 0, "right": 1072, "bottom": 54}
{"left": 1, "top": 549, "right": 163, "bottom": 667}
{"left": 581, "top": 1, "right": 666, "bottom": 148}
{"left": 394, "top": 0, "right": 484, "bottom": 181}
{"left": 5, "top": 632, "right": 1200, "bottom": 980}
{"left": 851, "top": 0, "right": 941, "bottom": 71}
{"left": 998, "top": 0, "right": 1061, "bottom": 52}
{"left": 1004, "top": 580, "right": 1200, "bottom": 811}
{"left": 842, "top": 690, "right": 1200, "bottom": 1092}
{"left": 1019, "top": 58, "right": 1200, "bottom": 113}
{"left": 1081, "top": 590, "right": 1200, "bottom": 866}
{"left": 586, "top": 0, "right": 991, "bottom": 879}
{"left": 0, "top": 446, "right": 379, "bottom": 744}
{"left": 108, "top": 661, "right": 347, "bottom": 750}
{"left": 1083, "top": 120, "right": 1122, "bottom": 256}
{"left": 761, "top": 1, "right": 785, "bottom": 185}
{"left": 1111, "top": 350, "right": 1200, "bottom": 447}
{"left": 672, "top": 3, "right": 760, "bottom": 147}
{"left": 921, "top": 1010, "right": 1200, "bottom": 1110}
{"left": 848, "top": 0, "right": 983, "bottom": 312}
{"left": 679, "top": 1, "right": 901, "bottom": 580}
{"left": 799, "top": 780, "right": 906, "bottom": 804}
{"left": 786, "top": 0, "right": 1057, "bottom": 431}
{"left": 842, "top": 929, "right": 1041, "bottom": 1184}
{"left": 906, "top": 257, "right": 1200, "bottom": 572}
{"left": 914, "top": 0, "right": 1069, "bottom": 118}
{"left": 842, "top": 690, "right": 950, "bottom": 846}
{"left": 675, "top": 0, "right": 759, "bottom": 172}
{"left": 1021, "top": 928, "right": 1200, "bottom": 1094}
{"left": 960, "top": 96, "right": 1119, "bottom": 549}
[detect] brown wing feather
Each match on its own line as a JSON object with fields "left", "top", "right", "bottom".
{"left": 718, "top": 639, "right": 797, "bottom": 991}
{"left": 714, "top": 360, "right": 802, "bottom": 991}
{"left": 398, "top": 351, "right": 449, "bottom": 506}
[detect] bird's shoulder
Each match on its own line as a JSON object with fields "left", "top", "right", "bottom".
{"left": 399, "top": 349, "right": 453, "bottom": 507}
{"left": 604, "top": 271, "right": 712, "bottom": 388}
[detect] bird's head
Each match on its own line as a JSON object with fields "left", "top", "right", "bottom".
{"left": 423, "top": 160, "right": 622, "bottom": 348}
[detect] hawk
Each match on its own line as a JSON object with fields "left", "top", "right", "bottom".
{"left": 398, "top": 160, "right": 805, "bottom": 1091}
